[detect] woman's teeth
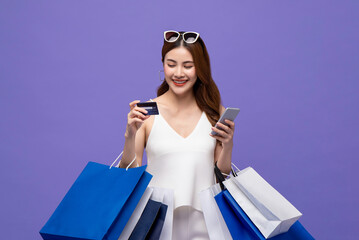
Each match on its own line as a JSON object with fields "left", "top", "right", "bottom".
{"left": 173, "top": 80, "right": 187, "bottom": 84}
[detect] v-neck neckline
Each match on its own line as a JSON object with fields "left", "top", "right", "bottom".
{"left": 159, "top": 112, "right": 204, "bottom": 140}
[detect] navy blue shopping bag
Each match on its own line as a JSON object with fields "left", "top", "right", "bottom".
{"left": 147, "top": 202, "right": 168, "bottom": 240}
{"left": 129, "top": 199, "right": 168, "bottom": 240}
{"left": 40, "top": 162, "right": 152, "bottom": 240}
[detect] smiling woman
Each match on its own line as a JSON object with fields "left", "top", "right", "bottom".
{"left": 163, "top": 47, "right": 197, "bottom": 91}
{"left": 119, "top": 30, "right": 236, "bottom": 240}
{"left": 158, "top": 31, "right": 221, "bottom": 126}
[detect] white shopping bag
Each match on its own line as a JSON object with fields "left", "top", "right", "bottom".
{"left": 200, "top": 183, "right": 233, "bottom": 240}
{"left": 223, "top": 167, "right": 302, "bottom": 239}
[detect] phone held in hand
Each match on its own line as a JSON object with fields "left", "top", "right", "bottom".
{"left": 211, "top": 107, "right": 240, "bottom": 135}
{"left": 136, "top": 102, "right": 159, "bottom": 115}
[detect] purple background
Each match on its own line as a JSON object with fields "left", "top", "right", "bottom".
{"left": 1, "top": 1, "right": 358, "bottom": 239}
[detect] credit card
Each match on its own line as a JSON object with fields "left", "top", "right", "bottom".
{"left": 136, "top": 102, "right": 159, "bottom": 115}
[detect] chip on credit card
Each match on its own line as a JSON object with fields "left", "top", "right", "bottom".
{"left": 136, "top": 102, "right": 159, "bottom": 115}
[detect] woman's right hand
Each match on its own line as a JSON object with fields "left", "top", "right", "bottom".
{"left": 125, "top": 100, "right": 150, "bottom": 138}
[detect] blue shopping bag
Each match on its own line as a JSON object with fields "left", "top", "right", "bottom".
{"left": 214, "top": 162, "right": 315, "bottom": 240}
{"left": 214, "top": 163, "right": 314, "bottom": 240}
{"left": 215, "top": 190, "right": 261, "bottom": 240}
{"left": 129, "top": 199, "right": 168, "bottom": 240}
{"left": 147, "top": 202, "right": 168, "bottom": 240}
{"left": 219, "top": 190, "right": 315, "bottom": 240}
{"left": 40, "top": 162, "right": 152, "bottom": 240}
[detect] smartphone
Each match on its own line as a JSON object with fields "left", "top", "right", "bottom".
{"left": 211, "top": 107, "right": 240, "bottom": 135}
{"left": 136, "top": 102, "right": 159, "bottom": 115}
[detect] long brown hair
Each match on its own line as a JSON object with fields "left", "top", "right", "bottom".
{"left": 157, "top": 32, "right": 221, "bottom": 126}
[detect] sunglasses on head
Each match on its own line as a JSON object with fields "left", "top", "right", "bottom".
{"left": 164, "top": 30, "right": 200, "bottom": 44}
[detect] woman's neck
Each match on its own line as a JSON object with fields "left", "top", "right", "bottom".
{"left": 163, "top": 89, "right": 197, "bottom": 112}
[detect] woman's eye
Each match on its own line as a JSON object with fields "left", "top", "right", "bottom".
{"left": 184, "top": 65, "right": 193, "bottom": 69}
{"left": 168, "top": 64, "right": 175, "bottom": 68}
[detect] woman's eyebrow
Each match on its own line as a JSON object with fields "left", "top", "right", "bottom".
{"left": 167, "top": 59, "right": 193, "bottom": 64}
{"left": 166, "top": 59, "right": 194, "bottom": 64}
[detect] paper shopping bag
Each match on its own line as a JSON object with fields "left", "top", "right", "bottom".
{"left": 40, "top": 162, "right": 152, "bottom": 240}
{"left": 128, "top": 199, "right": 168, "bottom": 240}
{"left": 119, "top": 187, "right": 173, "bottom": 240}
{"left": 215, "top": 189, "right": 262, "bottom": 240}
{"left": 150, "top": 187, "right": 174, "bottom": 240}
{"left": 224, "top": 167, "right": 302, "bottom": 238}
{"left": 218, "top": 189, "right": 314, "bottom": 240}
{"left": 200, "top": 184, "right": 233, "bottom": 240}
{"left": 118, "top": 188, "right": 154, "bottom": 240}
{"left": 146, "top": 202, "right": 168, "bottom": 240}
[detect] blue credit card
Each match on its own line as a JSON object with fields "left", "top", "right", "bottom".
{"left": 136, "top": 102, "right": 159, "bottom": 115}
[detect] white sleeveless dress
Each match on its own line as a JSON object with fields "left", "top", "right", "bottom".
{"left": 146, "top": 111, "right": 216, "bottom": 240}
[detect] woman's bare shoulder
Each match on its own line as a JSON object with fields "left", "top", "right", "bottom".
{"left": 219, "top": 105, "right": 226, "bottom": 115}
{"left": 151, "top": 95, "right": 171, "bottom": 110}
{"left": 145, "top": 96, "right": 158, "bottom": 102}
{"left": 150, "top": 95, "right": 164, "bottom": 102}
{"left": 144, "top": 96, "right": 168, "bottom": 111}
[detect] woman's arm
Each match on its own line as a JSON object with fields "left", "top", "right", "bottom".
{"left": 119, "top": 127, "right": 146, "bottom": 168}
{"left": 118, "top": 100, "right": 149, "bottom": 168}
{"left": 211, "top": 105, "right": 236, "bottom": 174}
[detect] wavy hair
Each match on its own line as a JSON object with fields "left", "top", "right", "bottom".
{"left": 157, "top": 32, "right": 221, "bottom": 126}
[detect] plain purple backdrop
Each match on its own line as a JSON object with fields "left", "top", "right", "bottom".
{"left": 1, "top": 1, "right": 358, "bottom": 239}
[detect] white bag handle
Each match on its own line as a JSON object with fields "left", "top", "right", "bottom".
{"left": 231, "top": 162, "right": 241, "bottom": 174}
{"left": 109, "top": 151, "right": 137, "bottom": 170}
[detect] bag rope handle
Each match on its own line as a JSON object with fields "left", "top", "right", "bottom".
{"left": 230, "top": 162, "right": 241, "bottom": 177}
{"left": 109, "top": 151, "right": 137, "bottom": 171}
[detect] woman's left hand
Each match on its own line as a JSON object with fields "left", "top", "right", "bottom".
{"left": 210, "top": 120, "right": 235, "bottom": 148}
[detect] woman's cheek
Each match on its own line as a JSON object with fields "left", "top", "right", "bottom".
{"left": 189, "top": 70, "right": 197, "bottom": 80}
{"left": 164, "top": 66, "right": 175, "bottom": 75}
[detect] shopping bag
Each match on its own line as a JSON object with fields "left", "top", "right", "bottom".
{"left": 118, "top": 188, "right": 154, "bottom": 240}
{"left": 200, "top": 183, "right": 233, "bottom": 240}
{"left": 40, "top": 162, "right": 152, "bottom": 240}
{"left": 215, "top": 189, "right": 263, "bottom": 240}
{"left": 128, "top": 187, "right": 172, "bottom": 240}
{"left": 119, "top": 187, "right": 174, "bottom": 240}
{"left": 224, "top": 166, "right": 302, "bottom": 238}
{"left": 150, "top": 187, "right": 174, "bottom": 240}
{"left": 219, "top": 189, "right": 315, "bottom": 240}
{"left": 146, "top": 202, "right": 168, "bottom": 240}
{"left": 129, "top": 199, "right": 167, "bottom": 240}
{"left": 214, "top": 163, "right": 314, "bottom": 240}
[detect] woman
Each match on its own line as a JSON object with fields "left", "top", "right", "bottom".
{"left": 119, "top": 31, "right": 235, "bottom": 239}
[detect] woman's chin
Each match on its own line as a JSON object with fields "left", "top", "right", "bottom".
{"left": 169, "top": 86, "right": 192, "bottom": 96}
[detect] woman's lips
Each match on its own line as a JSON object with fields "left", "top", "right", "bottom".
{"left": 173, "top": 79, "right": 188, "bottom": 86}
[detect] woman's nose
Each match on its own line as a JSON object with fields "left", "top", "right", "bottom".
{"left": 174, "top": 66, "right": 185, "bottom": 78}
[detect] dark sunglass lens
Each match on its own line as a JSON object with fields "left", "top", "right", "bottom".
{"left": 165, "top": 31, "right": 179, "bottom": 42}
{"left": 183, "top": 32, "right": 198, "bottom": 43}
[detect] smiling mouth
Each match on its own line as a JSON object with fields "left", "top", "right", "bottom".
{"left": 173, "top": 79, "right": 188, "bottom": 86}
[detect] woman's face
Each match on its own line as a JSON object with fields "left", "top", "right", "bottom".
{"left": 163, "top": 46, "right": 197, "bottom": 96}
